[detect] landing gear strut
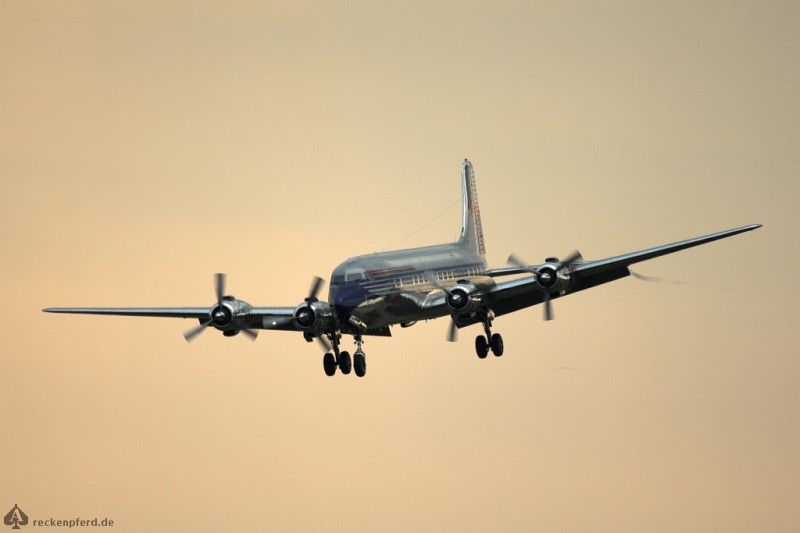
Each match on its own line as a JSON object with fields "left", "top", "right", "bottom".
{"left": 353, "top": 334, "right": 366, "bottom": 377}
{"left": 321, "top": 331, "right": 367, "bottom": 377}
{"left": 475, "top": 309, "right": 503, "bottom": 359}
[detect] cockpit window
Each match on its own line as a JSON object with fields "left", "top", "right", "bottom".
{"left": 345, "top": 270, "right": 366, "bottom": 282}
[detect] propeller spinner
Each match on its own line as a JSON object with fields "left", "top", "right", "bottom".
{"left": 507, "top": 251, "right": 582, "bottom": 321}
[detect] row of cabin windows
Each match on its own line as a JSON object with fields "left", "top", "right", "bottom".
{"left": 393, "top": 266, "right": 483, "bottom": 288}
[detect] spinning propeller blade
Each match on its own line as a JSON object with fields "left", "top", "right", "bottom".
{"left": 543, "top": 292, "right": 553, "bottom": 321}
{"left": 241, "top": 328, "right": 258, "bottom": 341}
{"left": 315, "top": 335, "right": 332, "bottom": 353}
{"left": 506, "top": 253, "right": 532, "bottom": 272}
{"left": 215, "top": 273, "right": 226, "bottom": 305}
{"left": 308, "top": 276, "right": 324, "bottom": 302}
{"left": 184, "top": 319, "right": 213, "bottom": 342}
{"left": 424, "top": 271, "right": 461, "bottom": 342}
{"left": 557, "top": 250, "right": 583, "bottom": 270}
{"left": 183, "top": 273, "right": 228, "bottom": 342}
{"left": 447, "top": 317, "right": 458, "bottom": 342}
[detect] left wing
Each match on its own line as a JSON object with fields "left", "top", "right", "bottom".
{"left": 468, "top": 224, "right": 761, "bottom": 324}
{"left": 42, "top": 306, "right": 295, "bottom": 320}
{"left": 42, "top": 306, "right": 296, "bottom": 324}
{"left": 42, "top": 272, "right": 306, "bottom": 341}
{"left": 42, "top": 305, "right": 299, "bottom": 339}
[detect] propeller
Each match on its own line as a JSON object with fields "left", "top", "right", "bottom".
{"left": 307, "top": 276, "right": 324, "bottom": 303}
{"left": 182, "top": 273, "right": 258, "bottom": 342}
{"left": 447, "top": 316, "right": 458, "bottom": 342}
{"left": 183, "top": 318, "right": 214, "bottom": 342}
{"left": 423, "top": 271, "right": 460, "bottom": 342}
{"left": 215, "top": 272, "right": 225, "bottom": 305}
{"left": 315, "top": 334, "right": 333, "bottom": 353}
{"left": 293, "top": 276, "right": 326, "bottom": 329}
{"left": 306, "top": 277, "right": 333, "bottom": 351}
{"left": 630, "top": 270, "right": 684, "bottom": 284}
{"left": 507, "top": 250, "right": 583, "bottom": 275}
{"left": 241, "top": 329, "right": 259, "bottom": 341}
{"left": 262, "top": 275, "right": 329, "bottom": 336}
{"left": 271, "top": 275, "right": 334, "bottom": 352}
{"left": 507, "top": 250, "right": 583, "bottom": 321}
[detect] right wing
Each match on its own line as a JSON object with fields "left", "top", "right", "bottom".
{"left": 468, "top": 224, "right": 761, "bottom": 324}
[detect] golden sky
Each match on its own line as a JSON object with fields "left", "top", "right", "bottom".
{"left": 2, "top": 2, "right": 798, "bottom": 531}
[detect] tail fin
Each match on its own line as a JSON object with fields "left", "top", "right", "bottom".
{"left": 457, "top": 159, "right": 486, "bottom": 257}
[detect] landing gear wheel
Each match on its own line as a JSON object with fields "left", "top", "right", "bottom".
{"left": 490, "top": 333, "right": 504, "bottom": 357}
{"left": 475, "top": 335, "right": 489, "bottom": 359}
{"left": 354, "top": 351, "right": 366, "bottom": 377}
{"left": 339, "top": 351, "right": 352, "bottom": 375}
{"left": 323, "top": 352, "right": 337, "bottom": 376}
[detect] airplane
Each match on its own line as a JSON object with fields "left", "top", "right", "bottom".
{"left": 44, "top": 160, "right": 761, "bottom": 377}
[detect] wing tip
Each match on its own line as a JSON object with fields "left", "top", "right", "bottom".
{"left": 730, "top": 223, "right": 762, "bottom": 234}
{"left": 738, "top": 223, "right": 763, "bottom": 234}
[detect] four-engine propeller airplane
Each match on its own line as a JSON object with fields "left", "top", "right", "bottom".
{"left": 44, "top": 160, "right": 761, "bottom": 377}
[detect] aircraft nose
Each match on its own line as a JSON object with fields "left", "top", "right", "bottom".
{"left": 333, "top": 283, "right": 368, "bottom": 315}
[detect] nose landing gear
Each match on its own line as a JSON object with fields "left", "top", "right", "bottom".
{"left": 353, "top": 349, "right": 366, "bottom": 377}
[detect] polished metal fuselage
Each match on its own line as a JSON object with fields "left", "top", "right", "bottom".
{"left": 328, "top": 242, "right": 491, "bottom": 331}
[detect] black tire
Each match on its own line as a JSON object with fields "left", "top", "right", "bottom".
{"left": 475, "top": 335, "right": 489, "bottom": 359}
{"left": 354, "top": 351, "right": 366, "bottom": 377}
{"left": 339, "top": 351, "right": 352, "bottom": 375}
{"left": 323, "top": 352, "right": 337, "bottom": 376}
{"left": 490, "top": 333, "right": 504, "bottom": 357}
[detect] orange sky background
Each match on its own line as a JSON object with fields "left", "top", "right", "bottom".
{"left": 2, "top": 2, "right": 798, "bottom": 531}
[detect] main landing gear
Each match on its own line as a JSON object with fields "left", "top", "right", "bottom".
{"left": 322, "top": 332, "right": 367, "bottom": 377}
{"left": 475, "top": 310, "right": 504, "bottom": 359}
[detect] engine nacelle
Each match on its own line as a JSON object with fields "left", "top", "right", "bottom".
{"left": 446, "top": 282, "right": 482, "bottom": 315}
{"left": 535, "top": 264, "right": 571, "bottom": 293}
{"left": 293, "top": 300, "right": 335, "bottom": 336}
{"left": 209, "top": 297, "right": 254, "bottom": 334}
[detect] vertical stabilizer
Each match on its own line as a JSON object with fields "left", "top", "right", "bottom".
{"left": 457, "top": 159, "right": 486, "bottom": 257}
